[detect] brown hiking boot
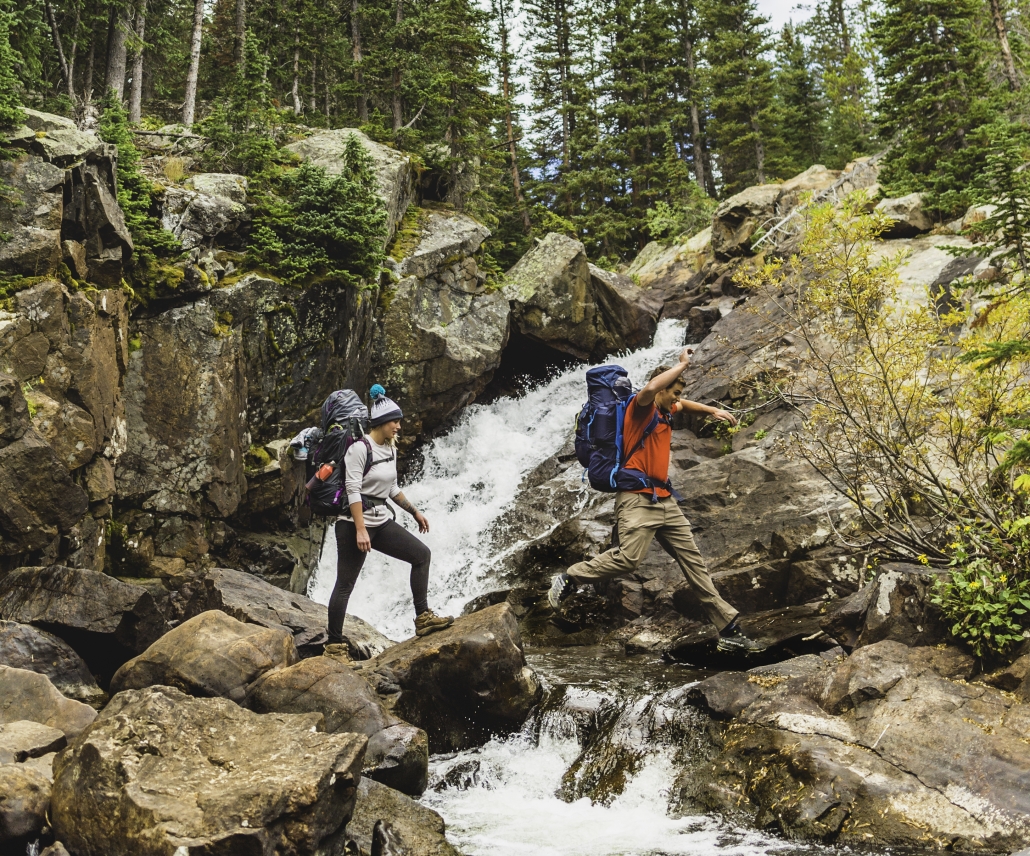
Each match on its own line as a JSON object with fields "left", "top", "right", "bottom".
{"left": 323, "top": 642, "right": 354, "bottom": 665}
{"left": 414, "top": 610, "right": 453, "bottom": 637}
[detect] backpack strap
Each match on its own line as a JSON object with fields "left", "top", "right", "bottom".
{"left": 610, "top": 395, "right": 678, "bottom": 499}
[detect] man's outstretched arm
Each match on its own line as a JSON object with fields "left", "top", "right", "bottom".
{"left": 636, "top": 347, "right": 694, "bottom": 407}
{"left": 674, "top": 398, "right": 738, "bottom": 426}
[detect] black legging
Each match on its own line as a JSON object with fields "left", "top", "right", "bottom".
{"left": 327, "top": 519, "right": 431, "bottom": 642}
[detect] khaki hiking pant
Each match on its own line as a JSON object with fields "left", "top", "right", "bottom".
{"left": 567, "top": 492, "right": 738, "bottom": 630}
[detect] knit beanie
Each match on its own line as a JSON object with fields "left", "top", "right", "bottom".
{"left": 368, "top": 384, "right": 404, "bottom": 428}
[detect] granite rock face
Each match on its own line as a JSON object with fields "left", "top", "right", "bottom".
{"left": 374, "top": 211, "right": 508, "bottom": 445}
{"left": 0, "top": 665, "right": 97, "bottom": 738}
{"left": 51, "top": 685, "right": 367, "bottom": 856}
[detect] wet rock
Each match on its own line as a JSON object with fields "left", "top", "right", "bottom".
{"left": 503, "top": 232, "right": 644, "bottom": 360}
{"left": 374, "top": 211, "right": 509, "bottom": 445}
{"left": 347, "top": 778, "right": 460, "bottom": 856}
{"left": 685, "top": 670, "right": 760, "bottom": 720}
{"left": 0, "top": 620, "right": 104, "bottom": 704}
{"left": 664, "top": 602, "right": 833, "bottom": 667}
{"left": 247, "top": 656, "right": 429, "bottom": 796}
{"left": 0, "top": 565, "right": 166, "bottom": 661}
{"left": 51, "top": 684, "right": 366, "bottom": 856}
{"left": 710, "top": 184, "right": 782, "bottom": 258}
{"left": 363, "top": 603, "right": 542, "bottom": 752}
{"left": 0, "top": 666, "right": 96, "bottom": 738}
{"left": 208, "top": 272, "right": 377, "bottom": 442}
{"left": 286, "top": 128, "right": 415, "bottom": 244}
{"left": 0, "top": 763, "right": 51, "bottom": 846}
{"left": 874, "top": 192, "right": 933, "bottom": 237}
{"left": 117, "top": 299, "right": 247, "bottom": 520}
{"left": 181, "top": 566, "right": 392, "bottom": 658}
{"left": 0, "top": 720, "right": 66, "bottom": 764}
{"left": 692, "top": 642, "right": 1030, "bottom": 851}
{"left": 110, "top": 609, "right": 299, "bottom": 704}
{"left": 40, "top": 843, "right": 70, "bottom": 856}
{"left": 856, "top": 562, "right": 949, "bottom": 648}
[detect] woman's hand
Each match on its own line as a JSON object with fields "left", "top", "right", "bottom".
{"left": 414, "top": 512, "right": 430, "bottom": 534}
{"left": 356, "top": 527, "right": 372, "bottom": 552}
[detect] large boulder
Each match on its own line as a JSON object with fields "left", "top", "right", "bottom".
{"left": 502, "top": 232, "right": 647, "bottom": 360}
{"left": 775, "top": 163, "right": 839, "bottom": 211}
{"left": 161, "top": 174, "right": 249, "bottom": 251}
{"left": 361, "top": 603, "right": 541, "bottom": 752}
{"left": 208, "top": 273, "right": 378, "bottom": 442}
{"left": 710, "top": 184, "right": 782, "bottom": 258}
{"left": 286, "top": 128, "right": 415, "bottom": 245}
{"left": 374, "top": 211, "right": 509, "bottom": 445}
{"left": 248, "top": 656, "right": 429, "bottom": 795}
{"left": 181, "top": 567, "right": 392, "bottom": 658}
{"left": 117, "top": 298, "right": 247, "bottom": 523}
{"left": 874, "top": 192, "right": 933, "bottom": 237}
{"left": 51, "top": 685, "right": 367, "bottom": 856}
{"left": 683, "top": 642, "right": 1030, "bottom": 851}
{"left": 0, "top": 666, "right": 96, "bottom": 738}
{"left": 588, "top": 264, "right": 662, "bottom": 352}
{"left": 0, "top": 620, "right": 104, "bottom": 704}
{"left": 0, "top": 763, "right": 52, "bottom": 847}
{"left": 347, "top": 778, "right": 460, "bottom": 856}
{"left": 0, "top": 565, "right": 166, "bottom": 670}
{"left": 110, "top": 609, "right": 299, "bottom": 703}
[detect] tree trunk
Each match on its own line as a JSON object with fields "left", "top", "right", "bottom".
{"left": 750, "top": 107, "right": 765, "bottom": 184}
{"left": 683, "top": 34, "right": 707, "bottom": 194}
{"left": 234, "top": 0, "right": 246, "bottom": 70}
{"left": 391, "top": 0, "right": 403, "bottom": 130}
{"left": 351, "top": 0, "right": 367, "bottom": 122}
{"left": 182, "top": 0, "right": 204, "bottom": 124}
{"left": 310, "top": 57, "right": 317, "bottom": 112}
{"left": 105, "top": 4, "right": 129, "bottom": 100}
{"left": 44, "top": 0, "right": 75, "bottom": 103}
{"left": 128, "top": 0, "right": 147, "bottom": 122}
{"left": 292, "top": 29, "right": 302, "bottom": 115}
{"left": 989, "top": 0, "right": 1020, "bottom": 90}
{"left": 68, "top": 4, "right": 80, "bottom": 89}
{"left": 83, "top": 29, "right": 96, "bottom": 105}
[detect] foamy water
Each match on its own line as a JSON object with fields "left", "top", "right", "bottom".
{"left": 308, "top": 320, "right": 689, "bottom": 639}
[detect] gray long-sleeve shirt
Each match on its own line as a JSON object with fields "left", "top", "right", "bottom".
{"left": 339, "top": 437, "right": 399, "bottom": 528}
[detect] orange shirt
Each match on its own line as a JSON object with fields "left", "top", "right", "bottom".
{"left": 622, "top": 397, "right": 671, "bottom": 497}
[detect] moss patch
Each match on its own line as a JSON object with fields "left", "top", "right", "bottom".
{"left": 387, "top": 206, "right": 430, "bottom": 262}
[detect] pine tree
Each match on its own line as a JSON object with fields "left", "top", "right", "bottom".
{"left": 873, "top": 0, "right": 996, "bottom": 216}
{"left": 0, "top": 10, "right": 24, "bottom": 131}
{"left": 702, "top": 0, "right": 779, "bottom": 194}
{"left": 771, "top": 23, "right": 826, "bottom": 178}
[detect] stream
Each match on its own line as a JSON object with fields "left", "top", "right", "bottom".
{"left": 307, "top": 322, "right": 906, "bottom": 856}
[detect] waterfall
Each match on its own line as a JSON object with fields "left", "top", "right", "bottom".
{"left": 308, "top": 320, "right": 690, "bottom": 640}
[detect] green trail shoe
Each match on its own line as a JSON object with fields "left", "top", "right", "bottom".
{"left": 716, "top": 622, "right": 767, "bottom": 654}
{"left": 323, "top": 642, "right": 354, "bottom": 665}
{"left": 415, "top": 610, "right": 454, "bottom": 637}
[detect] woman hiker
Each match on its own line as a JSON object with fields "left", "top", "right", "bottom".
{"left": 548, "top": 349, "right": 765, "bottom": 654}
{"left": 324, "top": 385, "right": 453, "bottom": 660}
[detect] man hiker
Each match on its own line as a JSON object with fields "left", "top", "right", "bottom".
{"left": 548, "top": 347, "right": 765, "bottom": 654}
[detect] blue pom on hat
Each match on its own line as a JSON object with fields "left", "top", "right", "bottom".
{"left": 369, "top": 384, "right": 386, "bottom": 400}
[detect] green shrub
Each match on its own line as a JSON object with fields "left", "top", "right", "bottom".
{"left": 248, "top": 139, "right": 387, "bottom": 287}
{"left": 931, "top": 518, "right": 1030, "bottom": 657}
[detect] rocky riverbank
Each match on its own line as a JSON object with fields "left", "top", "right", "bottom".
{"left": 3, "top": 112, "right": 1029, "bottom": 855}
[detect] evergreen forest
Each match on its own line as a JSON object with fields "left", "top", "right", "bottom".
{"left": 1, "top": 0, "right": 1030, "bottom": 268}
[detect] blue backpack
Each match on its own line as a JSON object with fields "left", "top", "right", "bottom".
{"left": 574, "top": 365, "right": 676, "bottom": 498}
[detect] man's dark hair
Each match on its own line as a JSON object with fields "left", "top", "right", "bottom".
{"left": 649, "top": 364, "right": 686, "bottom": 387}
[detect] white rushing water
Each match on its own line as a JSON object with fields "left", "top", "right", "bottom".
{"left": 308, "top": 319, "right": 690, "bottom": 640}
